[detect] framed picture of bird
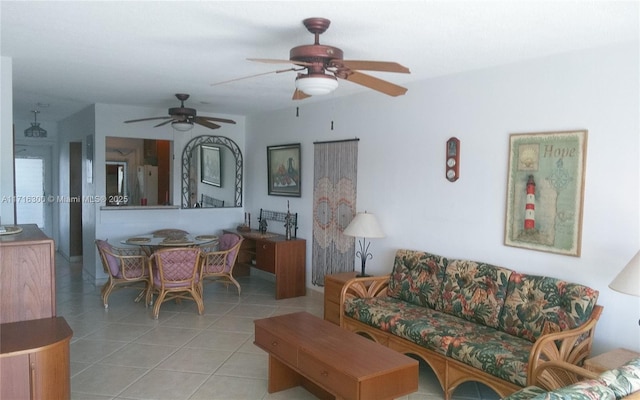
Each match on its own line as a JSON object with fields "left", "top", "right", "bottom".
{"left": 267, "top": 143, "right": 301, "bottom": 197}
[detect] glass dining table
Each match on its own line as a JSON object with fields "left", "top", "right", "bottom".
{"left": 121, "top": 234, "right": 219, "bottom": 255}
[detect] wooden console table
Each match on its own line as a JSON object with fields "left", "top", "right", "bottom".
{"left": 225, "top": 229, "right": 306, "bottom": 299}
{"left": 254, "top": 312, "right": 418, "bottom": 400}
{"left": 0, "top": 224, "right": 56, "bottom": 324}
{"left": 0, "top": 317, "right": 73, "bottom": 399}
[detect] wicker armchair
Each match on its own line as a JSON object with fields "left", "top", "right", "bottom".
{"left": 200, "top": 233, "right": 243, "bottom": 295}
{"left": 147, "top": 247, "right": 203, "bottom": 319}
{"left": 95, "top": 239, "right": 150, "bottom": 308}
{"left": 151, "top": 229, "right": 189, "bottom": 238}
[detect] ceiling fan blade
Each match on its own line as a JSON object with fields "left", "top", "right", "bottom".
{"left": 124, "top": 116, "right": 171, "bottom": 123}
{"left": 292, "top": 89, "right": 310, "bottom": 100}
{"left": 194, "top": 118, "right": 221, "bottom": 130}
{"left": 336, "top": 60, "right": 410, "bottom": 74}
{"left": 198, "top": 116, "right": 236, "bottom": 124}
{"left": 248, "top": 58, "right": 312, "bottom": 67}
{"left": 211, "top": 67, "right": 300, "bottom": 86}
{"left": 154, "top": 119, "right": 175, "bottom": 128}
{"left": 342, "top": 71, "right": 408, "bottom": 97}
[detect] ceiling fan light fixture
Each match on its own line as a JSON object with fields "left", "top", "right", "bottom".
{"left": 172, "top": 120, "right": 193, "bottom": 132}
{"left": 295, "top": 74, "right": 338, "bottom": 96}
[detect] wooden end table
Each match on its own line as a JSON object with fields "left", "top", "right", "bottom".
{"left": 324, "top": 272, "right": 359, "bottom": 325}
{"left": 254, "top": 311, "right": 418, "bottom": 400}
{"left": 584, "top": 348, "right": 640, "bottom": 373}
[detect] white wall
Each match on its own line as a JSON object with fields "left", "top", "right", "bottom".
{"left": 245, "top": 43, "right": 640, "bottom": 354}
{"left": 0, "top": 57, "right": 14, "bottom": 224}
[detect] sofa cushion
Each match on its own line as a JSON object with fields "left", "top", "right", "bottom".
{"left": 447, "top": 322, "right": 532, "bottom": 387}
{"left": 345, "top": 296, "right": 459, "bottom": 356}
{"left": 531, "top": 379, "right": 616, "bottom": 400}
{"left": 503, "top": 386, "right": 547, "bottom": 400}
{"left": 498, "top": 273, "right": 599, "bottom": 342}
{"left": 387, "top": 250, "right": 447, "bottom": 309}
{"left": 598, "top": 358, "right": 640, "bottom": 399}
{"left": 437, "top": 259, "right": 513, "bottom": 329}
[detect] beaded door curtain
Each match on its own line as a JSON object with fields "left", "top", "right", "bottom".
{"left": 312, "top": 139, "right": 359, "bottom": 286}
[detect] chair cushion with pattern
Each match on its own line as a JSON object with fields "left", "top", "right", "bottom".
{"left": 498, "top": 273, "right": 599, "bottom": 342}
{"left": 437, "top": 259, "right": 513, "bottom": 329}
{"left": 96, "top": 239, "right": 121, "bottom": 277}
{"left": 386, "top": 249, "right": 448, "bottom": 309}
{"left": 598, "top": 358, "right": 640, "bottom": 399}
{"left": 219, "top": 233, "right": 241, "bottom": 269}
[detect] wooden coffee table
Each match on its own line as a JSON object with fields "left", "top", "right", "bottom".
{"left": 254, "top": 312, "right": 418, "bottom": 400}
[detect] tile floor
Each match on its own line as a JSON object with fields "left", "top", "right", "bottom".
{"left": 56, "top": 254, "right": 501, "bottom": 400}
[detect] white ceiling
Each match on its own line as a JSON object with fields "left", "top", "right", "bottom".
{"left": 2, "top": 1, "right": 638, "bottom": 123}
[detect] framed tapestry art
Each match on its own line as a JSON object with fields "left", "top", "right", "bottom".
{"left": 504, "top": 130, "right": 587, "bottom": 256}
{"left": 267, "top": 143, "right": 301, "bottom": 197}
{"left": 201, "top": 145, "right": 221, "bottom": 187}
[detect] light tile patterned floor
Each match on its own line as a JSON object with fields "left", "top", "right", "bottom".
{"left": 56, "top": 254, "right": 500, "bottom": 400}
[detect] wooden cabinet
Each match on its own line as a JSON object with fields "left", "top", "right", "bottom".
{"left": 324, "top": 272, "right": 358, "bottom": 325}
{"left": 0, "top": 317, "right": 72, "bottom": 399}
{"left": 584, "top": 348, "right": 640, "bottom": 373}
{"left": 227, "top": 230, "right": 306, "bottom": 299}
{"left": 0, "top": 225, "right": 72, "bottom": 399}
{"left": 0, "top": 224, "right": 56, "bottom": 324}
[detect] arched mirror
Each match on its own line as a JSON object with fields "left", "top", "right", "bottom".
{"left": 181, "top": 135, "right": 242, "bottom": 208}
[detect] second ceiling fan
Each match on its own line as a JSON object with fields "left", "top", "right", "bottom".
{"left": 124, "top": 94, "right": 236, "bottom": 131}
{"left": 215, "top": 17, "right": 411, "bottom": 100}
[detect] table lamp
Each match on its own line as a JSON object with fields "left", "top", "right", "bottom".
{"left": 343, "top": 212, "right": 385, "bottom": 277}
{"left": 609, "top": 250, "right": 640, "bottom": 326}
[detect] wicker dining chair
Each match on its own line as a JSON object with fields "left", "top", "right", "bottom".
{"left": 151, "top": 228, "right": 189, "bottom": 238}
{"left": 147, "top": 247, "right": 204, "bottom": 319}
{"left": 200, "top": 233, "right": 244, "bottom": 295}
{"left": 95, "top": 239, "right": 150, "bottom": 308}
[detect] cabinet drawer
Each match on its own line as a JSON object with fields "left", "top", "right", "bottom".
{"left": 324, "top": 279, "right": 344, "bottom": 300}
{"left": 255, "top": 241, "right": 276, "bottom": 273}
{"left": 254, "top": 326, "right": 297, "bottom": 366}
{"left": 324, "top": 301, "right": 341, "bottom": 325}
{"left": 299, "top": 350, "right": 356, "bottom": 400}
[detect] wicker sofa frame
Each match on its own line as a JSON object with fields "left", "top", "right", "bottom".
{"left": 339, "top": 272, "right": 603, "bottom": 400}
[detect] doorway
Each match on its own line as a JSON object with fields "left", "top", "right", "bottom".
{"left": 69, "top": 142, "right": 83, "bottom": 258}
{"left": 14, "top": 144, "right": 53, "bottom": 237}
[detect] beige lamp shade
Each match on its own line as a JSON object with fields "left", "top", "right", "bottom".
{"left": 343, "top": 212, "right": 385, "bottom": 239}
{"left": 609, "top": 250, "right": 640, "bottom": 297}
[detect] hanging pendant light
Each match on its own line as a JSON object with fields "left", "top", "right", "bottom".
{"left": 24, "top": 110, "right": 47, "bottom": 138}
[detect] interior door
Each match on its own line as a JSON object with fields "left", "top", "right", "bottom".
{"left": 14, "top": 144, "right": 53, "bottom": 237}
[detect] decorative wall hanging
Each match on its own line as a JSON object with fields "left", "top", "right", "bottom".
{"left": 201, "top": 145, "right": 221, "bottom": 187}
{"left": 267, "top": 143, "right": 301, "bottom": 197}
{"left": 312, "top": 138, "right": 359, "bottom": 286}
{"left": 504, "top": 130, "right": 587, "bottom": 256}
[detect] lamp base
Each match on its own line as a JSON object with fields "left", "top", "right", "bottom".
{"left": 356, "top": 273, "right": 371, "bottom": 278}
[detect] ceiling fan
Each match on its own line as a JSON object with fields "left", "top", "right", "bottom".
{"left": 124, "top": 94, "right": 236, "bottom": 131}
{"left": 213, "top": 17, "right": 410, "bottom": 100}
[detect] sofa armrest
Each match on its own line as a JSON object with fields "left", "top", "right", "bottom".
{"left": 339, "top": 275, "right": 390, "bottom": 327}
{"left": 532, "top": 359, "right": 600, "bottom": 391}
{"left": 527, "top": 304, "right": 604, "bottom": 385}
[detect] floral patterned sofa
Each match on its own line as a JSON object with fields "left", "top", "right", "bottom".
{"left": 504, "top": 357, "right": 640, "bottom": 399}
{"left": 339, "top": 249, "right": 603, "bottom": 400}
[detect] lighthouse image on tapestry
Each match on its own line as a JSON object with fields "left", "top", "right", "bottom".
{"left": 524, "top": 175, "right": 536, "bottom": 230}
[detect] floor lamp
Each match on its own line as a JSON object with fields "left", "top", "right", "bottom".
{"left": 343, "top": 212, "right": 385, "bottom": 277}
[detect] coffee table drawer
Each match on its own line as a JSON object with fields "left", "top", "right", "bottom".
{"left": 254, "top": 326, "right": 297, "bottom": 365}
{"left": 298, "top": 349, "right": 356, "bottom": 399}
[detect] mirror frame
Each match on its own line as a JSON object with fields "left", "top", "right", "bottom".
{"left": 181, "top": 135, "right": 243, "bottom": 208}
